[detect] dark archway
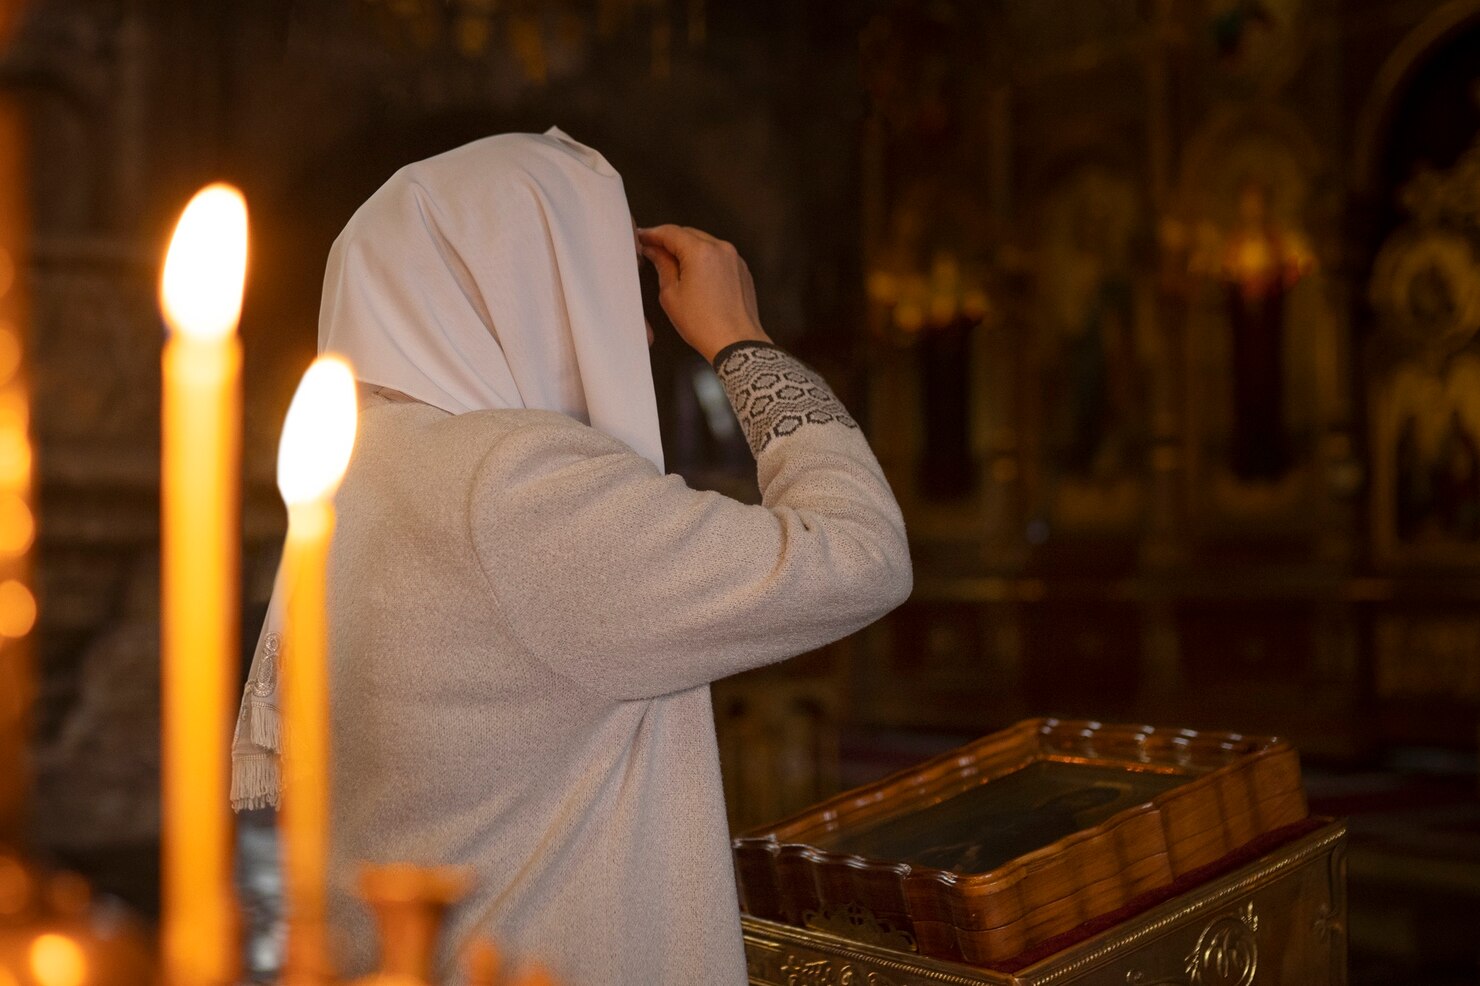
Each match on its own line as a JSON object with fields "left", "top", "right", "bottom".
{"left": 1353, "top": 0, "right": 1480, "bottom": 198}
{"left": 1362, "top": 13, "right": 1480, "bottom": 256}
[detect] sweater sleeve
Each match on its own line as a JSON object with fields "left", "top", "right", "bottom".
{"left": 469, "top": 344, "right": 911, "bottom": 701}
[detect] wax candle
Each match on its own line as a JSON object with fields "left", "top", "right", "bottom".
{"left": 276, "top": 356, "right": 358, "bottom": 984}
{"left": 158, "top": 183, "right": 248, "bottom": 986}
{"left": 0, "top": 88, "right": 35, "bottom": 849}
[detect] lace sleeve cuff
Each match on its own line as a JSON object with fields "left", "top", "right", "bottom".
{"left": 713, "top": 342, "right": 858, "bottom": 457}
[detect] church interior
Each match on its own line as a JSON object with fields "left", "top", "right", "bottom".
{"left": 2, "top": 0, "right": 1479, "bottom": 983}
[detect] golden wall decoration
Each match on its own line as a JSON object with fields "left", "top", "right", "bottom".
{"left": 1370, "top": 133, "right": 1480, "bottom": 565}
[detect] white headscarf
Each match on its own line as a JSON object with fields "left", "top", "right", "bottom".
{"left": 231, "top": 127, "right": 662, "bottom": 810}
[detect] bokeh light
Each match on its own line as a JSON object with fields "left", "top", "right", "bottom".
{"left": 28, "top": 933, "right": 86, "bottom": 986}
{"left": 0, "top": 580, "right": 36, "bottom": 638}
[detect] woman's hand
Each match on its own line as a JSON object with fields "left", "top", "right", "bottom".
{"left": 637, "top": 224, "right": 773, "bottom": 363}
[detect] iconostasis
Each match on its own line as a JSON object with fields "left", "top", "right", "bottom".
{"left": 823, "top": 0, "right": 1480, "bottom": 776}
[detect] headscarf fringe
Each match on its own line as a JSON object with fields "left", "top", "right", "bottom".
{"left": 230, "top": 754, "right": 281, "bottom": 812}
{"left": 232, "top": 561, "right": 288, "bottom": 812}
{"left": 243, "top": 700, "right": 283, "bottom": 753}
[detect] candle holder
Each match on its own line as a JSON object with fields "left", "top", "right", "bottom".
{"left": 349, "top": 862, "right": 469, "bottom": 985}
{"left": 342, "top": 862, "right": 558, "bottom": 986}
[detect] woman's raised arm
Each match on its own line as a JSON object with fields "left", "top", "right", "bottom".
{"left": 469, "top": 342, "right": 911, "bottom": 700}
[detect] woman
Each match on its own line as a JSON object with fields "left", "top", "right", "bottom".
{"left": 232, "top": 128, "right": 911, "bottom": 985}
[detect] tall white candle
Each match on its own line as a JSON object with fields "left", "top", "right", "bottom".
{"left": 275, "top": 356, "right": 358, "bottom": 985}
{"left": 158, "top": 182, "right": 248, "bottom": 986}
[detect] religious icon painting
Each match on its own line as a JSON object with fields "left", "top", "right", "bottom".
{"left": 1373, "top": 359, "right": 1480, "bottom": 565}
{"left": 866, "top": 178, "right": 995, "bottom": 508}
{"left": 1370, "top": 228, "right": 1480, "bottom": 357}
{"left": 1369, "top": 135, "right": 1480, "bottom": 566}
{"left": 1176, "top": 115, "right": 1336, "bottom": 523}
{"left": 1030, "top": 164, "right": 1151, "bottom": 534}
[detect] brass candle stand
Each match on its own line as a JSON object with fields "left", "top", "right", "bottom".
{"left": 340, "top": 862, "right": 557, "bottom": 986}
{"left": 345, "top": 862, "right": 467, "bottom": 985}
{"left": 0, "top": 846, "right": 561, "bottom": 986}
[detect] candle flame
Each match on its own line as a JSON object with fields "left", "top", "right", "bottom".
{"left": 160, "top": 183, "right": 248, "bottom": 341}
{"left": 278, "top": 356, "right": 358, "bottom": 506}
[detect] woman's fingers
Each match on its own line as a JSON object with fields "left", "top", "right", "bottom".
{"left": 640, "top": 242, "right": 680, "bottom": 286}
{"left": 637, "top": 224, "right": 701, "bottom": 260}
{"left": 638, "top": 223, "right": 731, "bottom": 262}
{"left": 636, "top": 222, "right": 772, "bottom": 362}
{"left": 680, "top": 225, "right": 721, "bottom": 245}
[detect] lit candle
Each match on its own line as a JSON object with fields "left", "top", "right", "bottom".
{"left": 0, "top": 105, "right": 35, "bottom": 848}
{"left": 276, "top": 356, "right": 358, "bottom": 984}
{"left": 158, "top": 182, "right": 248, "bottom": 986}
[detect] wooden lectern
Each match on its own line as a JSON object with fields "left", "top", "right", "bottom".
{"left": 733, "top": 719, "right": 1346, "bottom": 985}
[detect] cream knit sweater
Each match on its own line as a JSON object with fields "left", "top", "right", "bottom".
{"left": 325, "top": 343, "right": 911, "bottom": 984}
